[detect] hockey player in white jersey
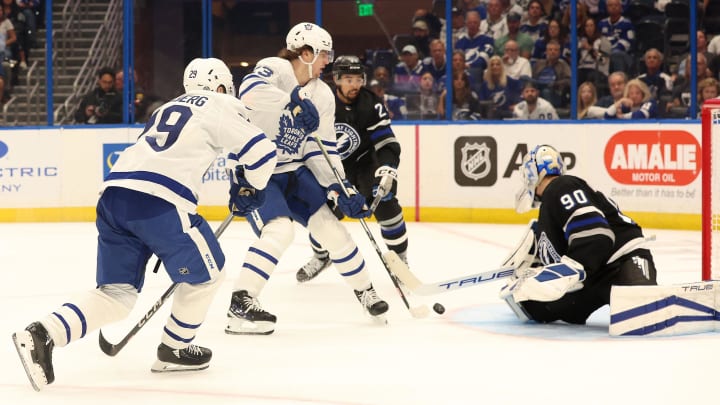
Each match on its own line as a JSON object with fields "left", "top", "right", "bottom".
{"left": 12, "top": 57, "right": 277, "bottom": 391}
{"left": 225, "top": 22, "right": 389, "bottom": 335}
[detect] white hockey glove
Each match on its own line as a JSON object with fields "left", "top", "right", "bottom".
{"left": 372, "top": 165, "right": 398, "bottom": 202}
{"left": 499, "top": 256, "right": 586, "bottom": 303}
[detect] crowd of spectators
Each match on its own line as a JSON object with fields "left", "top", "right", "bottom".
{"left": 74, "top": 65, "right": 162, "bottom": 124}
{"left": 357, "top": 0, "right": 720, "bottom": 121}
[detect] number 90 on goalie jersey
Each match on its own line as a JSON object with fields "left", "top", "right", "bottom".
{"left": 609, "top": 281, "right": 720, "bottom": 336}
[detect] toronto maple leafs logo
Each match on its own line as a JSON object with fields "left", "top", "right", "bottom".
{"left": 275, "top": 106, "right": 305, "bottom": 155}
{"left": 335, "top": 123, "right": 361, "bottom": 160}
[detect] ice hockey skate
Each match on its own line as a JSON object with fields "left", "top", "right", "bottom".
{"left": 355, "top": 284, "right": 389, "bottom": 324}
{"left": 296, "top": 251, "right": 331, "bottom": 282}
{"left": 225, "top": 290, "right": 277, "bottom": 335}
{"left": 151, "top": 343, "right": 212, "bottom": 373}
{"left": 12, "top": 322, "right": 55, "bottom": 391}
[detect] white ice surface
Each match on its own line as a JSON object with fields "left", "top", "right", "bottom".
{"left": 0, "top": 220, "right": 715, "bottom": 405}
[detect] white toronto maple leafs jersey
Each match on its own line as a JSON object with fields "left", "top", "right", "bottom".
{"left": 103, "top": 91, "right": 278, "bottom": 213}
{"left": 238, "top": 57, "right": 344, "bottom": 187}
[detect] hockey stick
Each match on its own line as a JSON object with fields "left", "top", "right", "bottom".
{"left": 310, "top": 133, "right": 430, "bottom": 318}
{"left": 368, "top": 171, "right": 394, "bottom": 213}
{"left": 392, "top": 264, "right": 516, "bottom": 296}
{"left": 99, "top": 213, "right": 235, "bottom": 356}
{"left": 395, "top": 233, "right": 659, "bottom": 296}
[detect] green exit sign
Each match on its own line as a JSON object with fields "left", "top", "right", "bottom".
{"left": 358, "top": 3, "right": 374, "bottom": 16}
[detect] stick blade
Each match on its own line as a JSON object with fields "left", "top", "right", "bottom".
{"left": 98, "top": 330, "right": 121, "bottom": 357}
{"left": 382, "top": 251, "right": 423, "bottom": 292}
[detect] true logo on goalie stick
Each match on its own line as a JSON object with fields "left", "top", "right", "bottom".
{"left": 454, "top": 136, "right": 497, "bottom": 186}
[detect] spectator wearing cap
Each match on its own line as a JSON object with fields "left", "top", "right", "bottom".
{"left": 414, "top": 5, "right": 442, "bottom": 39}
{"left": 393, "top": 44, "right": 427, "bottom": 93}
{"left": 369, "top": 79, "right": 407, "bottom": 120}
{"left": 512, "top": 80, "right": 559, "bottom": 119}
{"left": 410, "top": 18, "right": 432, "bottom": 58}
{"left": 455, "top": 10, "right": 495, "bottom": 73}
{"left": 495, "top": 11, "right": 534, "bottom": 59}
{"left": 480, "top": 0, "right": 508, "bottom": 40}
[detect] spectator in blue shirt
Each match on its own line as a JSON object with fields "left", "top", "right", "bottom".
{"left": 479, "top": 55, "right": 522, "bottom": 118}
{"left": 455, "top": 10, "right": 495, "bottom": 72}
{"left": 598, "top": 0, "right": 635, "bottom": 73}
{"left": 393, "top": 44, "right": 427, "bottom": 93}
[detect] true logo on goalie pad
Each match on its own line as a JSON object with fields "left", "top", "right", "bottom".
{"left": 609, "top": 282, "right": 720, "bottom": 336}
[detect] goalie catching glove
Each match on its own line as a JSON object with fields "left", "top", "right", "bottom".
{"left": 228, "top": 166, "right": 266, "bottom": 217}
{"left": 327, "top": 180, "right": 371, "bottom": 219}
{"left": 499, "top": 255, "right": 586, "bottom": 302}
{"left": 290, "top": 86, "right": 319, "bottom": 133}
{"left": 372, "top": 165, "right": 398, "bottom": 202}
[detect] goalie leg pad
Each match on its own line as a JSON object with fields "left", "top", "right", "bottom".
{"left": 610, "top": 281, "right": 720, "bottom": 336}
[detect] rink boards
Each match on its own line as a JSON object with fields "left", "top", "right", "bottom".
{"left": 0, "top": 122, "right": 701, "bottom": 229}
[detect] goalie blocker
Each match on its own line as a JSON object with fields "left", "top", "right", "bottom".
{"left": 610, "top": 281, "right": 720, "bottom": 336}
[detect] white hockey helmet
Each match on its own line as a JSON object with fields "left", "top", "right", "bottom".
{"left": 286, "top": 22, "right": 334, "bottom": 63}
{"left": 183, "top": 57, "right": 235, "bottom": 95}
{"left": 515, "top": 144, "right": 565, "bottom": 213}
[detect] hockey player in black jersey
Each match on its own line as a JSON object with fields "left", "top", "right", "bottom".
{"left": 500, "top": 144, "right": 658, "bottom": 324}
{"left": 297, "top": 55, "right": 410, "bottom": 282}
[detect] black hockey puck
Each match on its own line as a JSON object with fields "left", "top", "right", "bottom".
{"left": 433, "top": 303, "right": 445, "bottom": 314}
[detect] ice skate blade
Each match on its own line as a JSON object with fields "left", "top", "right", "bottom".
{"left": 371, "top": 315, "right": 389, "bottom": 325}
{"left": 12, "top": 332, "right": 47, "bottom": 392}
{"left": 151, "top": 361, "right": 210, "bottom": 373}
{"left": 225, "top": 317, "right": 275, "bottom": 335}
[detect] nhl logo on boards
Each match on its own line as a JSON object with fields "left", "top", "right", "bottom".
{"left": 454, "top": 136, "right": 497, "bottom": 186}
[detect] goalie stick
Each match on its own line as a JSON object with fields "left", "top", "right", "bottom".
{"left": 311, "top": 133, "right": 430, "bottom": 318}
{"left": 99, "top": 213, "right": 235, "bottom": 356}
{"left": 392, "top": 264, "right": 517, "bottom": 296}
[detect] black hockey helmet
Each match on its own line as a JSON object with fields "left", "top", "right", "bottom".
{"left": 332, "top": 55, "right": 365, "bottom": 83}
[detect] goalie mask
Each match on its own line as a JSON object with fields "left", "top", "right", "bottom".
{"left": 286, "top": 22, "right": 334, "bottom": 64}
{"left": 515, "top": 144, "right": 565, "bottom": 213}
{"left": 183, "top": 57, "right": 235, "bottom": 96}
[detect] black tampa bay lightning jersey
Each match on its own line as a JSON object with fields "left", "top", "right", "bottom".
{"left": 535, "top": 175, "right": 647, "bottom": 274}
{"left": 334, "top": 86, "right": 400, "bottom": 172}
